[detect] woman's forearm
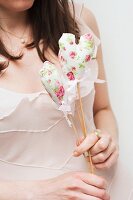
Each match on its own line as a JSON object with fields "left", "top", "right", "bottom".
{"left": 0, "top": 180, "right": 36, "bottom": 200}
{"left": 94, "top": 107, "right": 119, "bottom": 142}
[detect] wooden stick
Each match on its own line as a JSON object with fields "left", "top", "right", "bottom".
{"left": 88, "top": 151, "right": 94, "bottom": 174}
{"left": 77, "top": 105, "right": 84, "bottom": 133}
{"left": 68, "top": 114, "right": 94, "bottom": 174}
{"left": 77, "top": 83, "right": 94, "bottom": 174}
{"left": 77, "top": 83, "right": 87, "bottom": 137}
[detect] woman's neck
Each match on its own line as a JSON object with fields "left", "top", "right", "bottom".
{"left": 0, "top": 7, "right": 28, "bottom": 32}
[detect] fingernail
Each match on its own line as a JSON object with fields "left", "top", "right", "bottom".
{"left": 73, "top": 151, "right": 79, "bottom": 156}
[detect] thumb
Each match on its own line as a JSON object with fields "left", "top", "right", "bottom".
{"left": 73, "top": 133, "right": 99, "bottom": 156}
{"left": 76, "top": 136, "right": 85, "bottom": 146}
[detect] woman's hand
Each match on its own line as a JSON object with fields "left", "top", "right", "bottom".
{"left": 0, "top": 172, "right": 109, "bottom": 200}
{"left": 73, "top": 130, "right": 119, "bottom": 170}
{"left": 32, "top": 172, "right": 110, "bottom": 200}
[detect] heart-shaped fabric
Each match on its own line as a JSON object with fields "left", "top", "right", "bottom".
{"left": 58, "top": 33, "right": 102, "bottom": 98}
{"left": 39, "top": 61, "right": 66, "bottom": 106}
{"left": 39, "top": 61, "right": 74, "bottom": 126}
{"left": 58, "top": 33, "right": 97, "bottom": 80}
{"left": 39, "top": 33, "right": 102, "bottom": 114}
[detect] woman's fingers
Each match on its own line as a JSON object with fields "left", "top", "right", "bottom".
{"left": 79, "top": 173, "right": 109, "bottom": 200}
{"left": 74, "top": 133, "right": 111, "bottom": 157}
{"left": 73, "top": 133, "right": 99, "bottom": 156}
{"left": 77, "top": 172, "right": 107, "bottom": 189}
{"left": 92, "top": 143, "right": 116, "bottom": 164}
{"left": 69, "top": 172, "right": 110, "bottom": 200}
{"left": 76, "top": 136, "right": 85, "bottom": 146}
{"left": 74, "top": 183, "right": 110, "bottom": 200}
{"left": 71, "top": 192, "right": 109, "bottom": 200}
{"left": 73, "top": 132, "right": 118, "bottom": 169}
{"left": 95, "top": 149, "right": 119, "bottom": 169}
{"left": 90, "top": 134, "right": 111, "bottom": 156}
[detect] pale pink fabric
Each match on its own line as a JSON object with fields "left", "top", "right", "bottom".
{"left": 0, "top": 3, "right": 132, "bottom": 199}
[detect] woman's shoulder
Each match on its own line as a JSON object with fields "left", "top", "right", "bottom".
{"left": 69, "top": 2, "right": 100, "bottom": 38}
{"left": 69, "top": 2, "right": 83, "bottom": 17}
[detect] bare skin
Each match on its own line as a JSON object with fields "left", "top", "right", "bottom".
{"left": 0, "top": 0, "right": 118, "bottom": 199}
{"left": 73, "top": 6, "right": 119, "bottom": 170}
{"left": 0, "top": 172, "right": 110, "bottom": 200}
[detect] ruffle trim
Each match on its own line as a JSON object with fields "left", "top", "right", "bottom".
{"left": 0, "top": 154, "right": 73, "bottom": 170}
{"left": 0, "top": 117, "right": 65, "bottom": 134}
{"left": 0, "top": 91, "right": 47, "bottom": 120}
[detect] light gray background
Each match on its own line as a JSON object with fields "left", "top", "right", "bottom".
{"left": 76, "top": 0, "right": 133, "bottom": 173}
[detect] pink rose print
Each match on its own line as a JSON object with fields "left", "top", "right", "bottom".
{"left": 67, "top": 71, "right": 75, "bottom": 80}
{"left": 59, "top": 55, "right": 67, "bottom": 64}
{"left": 72, "top": 67, "right": 76, "bottom": 71}
{"left": 67, "top": 37, "right": 74, "bottom": 45}
{"left": 84, "top": 33, "right": 93, "bottom": 40}
{"left": 60, "top": 55, "right": 64, "bottom": 61}
{"left": 59, "top": 43, "right": 66, "bottom": 51}
{"left": 85, "top": 55, "right": 91, "bottom": 62}
{"left": 55, "top": 85, "right": 65, "bottom": 100}
{"left": 55, "top": 80, "right": 60, "bottom": 87}
{"left": 48, "top": 70, "right": 52, "bottom": 76}
{"left": 69, "top": 51, "right": 77, "bottom": 59}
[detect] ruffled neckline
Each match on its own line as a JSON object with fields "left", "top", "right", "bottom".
{"left": 0, "top": 87, "right": 47, "bottom": 97}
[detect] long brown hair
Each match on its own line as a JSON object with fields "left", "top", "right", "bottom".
{"left": 0, "top": 0, "right": 80, "bottom": 71}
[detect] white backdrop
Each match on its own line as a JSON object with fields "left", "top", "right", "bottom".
{"left": 76, "top": 0, "right": 133, "bottom": 173}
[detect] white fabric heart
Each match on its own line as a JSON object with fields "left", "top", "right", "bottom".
{"left": 39, "top": 33, "right": 105, "bottom": 126}
{"left": 58, "top": 33, "right": 105, "bottom": 98}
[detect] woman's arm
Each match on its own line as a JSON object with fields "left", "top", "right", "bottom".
{"left": 0, "top": 172, "right": 109, "bottom": 200}
{"left": 81, "top": 5, "right": 118, "bottom": 141}
{"left": 0, "top": 180, "right": 36, "bottom": 200}
{"left": 73, "top": 5, "right": 119, "bottom": 170}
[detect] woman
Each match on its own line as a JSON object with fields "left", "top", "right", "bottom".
{"left": 0, "top": 0, "right": 119, "bottom": 199}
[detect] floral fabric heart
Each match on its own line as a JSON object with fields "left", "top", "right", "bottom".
{"left": 39, "top": 32, "right": 103, "bottom": 115}
{"left": 39, "top": 61, "right": 66, "bottom": 106}
{"left": 58, "top": 33, "right": 97, "bottom": 80}
{"left": 58, "top": 33, "right": 102, "bottom": 98}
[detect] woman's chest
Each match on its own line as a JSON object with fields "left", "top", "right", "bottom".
{"left": 0, "top": 91, "right": 64, "bottom": 132}
{"left": 0, "top": 48, "right": 49, "bottom": 93}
